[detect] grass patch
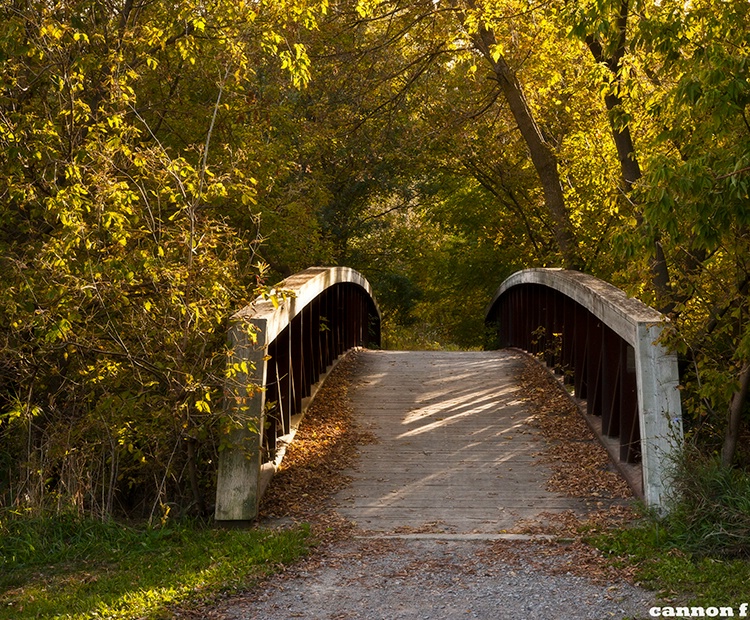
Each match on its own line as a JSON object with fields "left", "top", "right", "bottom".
{"left": 0, "top": 512, "right": 310, "bottom": 619}
{"left": 664, "top": 450, "right": 750, "bottom": 557}
{"left": 589, "top": 448, "right": 750, "bottom": 608}
{"left": 591, "top": 523, "right": 750, "bottom": 608}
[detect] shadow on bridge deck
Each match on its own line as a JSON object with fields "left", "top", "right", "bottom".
{"left": 335, "top": 349, "right": 623, "bottom": 536}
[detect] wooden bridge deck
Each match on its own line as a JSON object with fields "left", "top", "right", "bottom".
{"left": 334, "top": 349, "right": 597, "bottom": 535}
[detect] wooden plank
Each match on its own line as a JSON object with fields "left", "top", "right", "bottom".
{"left": 335, "top": 350, "right": 598, "bottom": 533}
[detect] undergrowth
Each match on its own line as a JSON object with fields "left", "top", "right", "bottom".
{"left": 590, "top": 445, "right": 750, "bottom": 607}
{"left": 664, "top": 447, "right": 750, "bottom": 557}
{"left": 0, "top": 512, "right": 310, "bottom": 619}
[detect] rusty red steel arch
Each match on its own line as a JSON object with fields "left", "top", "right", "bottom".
{"left": 215, "top": 267, "right": 381, "bottom": 522}
{"left": 485, "top": 268, "right": 683, "bottom": 512}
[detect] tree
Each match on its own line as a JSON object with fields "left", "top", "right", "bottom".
{"left": 0, "top": 0, "right": 327, "bottom": 517}
{"left": 461, "top": 6, "right": 582, "bottom": 269}
{"left": 329, "top": 0, "right": 750, "bottom": 469}
{"left": 630, "top": 0, "right": 750, "bottom": 465}
{"left": 345, "top": 0, "right": 593, "bottom": 269}
{"left": 566, "top": 0, "right": 672, "bottom": 305}
{"left": 277, "top": 0, "right": 618, "bottom": 343}
{"left": 568, "top": 0, "right": 750, "bottom": 465}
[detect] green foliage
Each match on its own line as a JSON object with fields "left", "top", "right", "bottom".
{"left": 591, "top": 443, "right": 750, "bottom": 607}
{"left": 0, "top": 512, "right": 310, "bottom": 619}
{"left": 590, "top": 445, "right": 750, "bottom": 605}
{"left": 2, "top": 0, "right": 750, "bottom": 518}
{"left": 661, "top": 446, "right": 750, "bottom": 557}
{"left": 0, "top": 0, "right": 327, "bottom": 517}
{"left": 591, "top": 445, "right": 750, "bottom": 606}
{"left": 628, "top": 0, "right": 750, "bottom": 462}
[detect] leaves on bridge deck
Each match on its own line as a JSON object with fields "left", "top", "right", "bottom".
{"left": 258, "top": 351, "right": 377, "bottom": 537}
{"left": 252, "top": 349, "right": 643, "bottom": 596}
{"left": 494, "top": 355, "right": 643, "bottom": 586}
{"left": 519, "top": 356, "right": 633, "bottom": 501}
{"left": 261, "top": 350, "right": 632, "bottom": 523}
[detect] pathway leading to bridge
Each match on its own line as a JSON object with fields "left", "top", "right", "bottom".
{"left": 335, "top": 349, "right": 597, "bottom": 536}
{"left": 214, "top": 349, "right": 656, "bottom": 620}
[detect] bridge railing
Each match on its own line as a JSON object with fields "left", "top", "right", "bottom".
{"left": 215, "top": 267, "right": 381, "bottom": 521}
{"left": 485, "top": 268, "right": 683, "bottom": 511}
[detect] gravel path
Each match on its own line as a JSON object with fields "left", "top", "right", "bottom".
{"left": 215, "top": 535, "right": 655, "bottom": 619}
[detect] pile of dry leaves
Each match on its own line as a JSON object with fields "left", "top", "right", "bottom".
{"left": 260, "top": 350, "right": 636, "bottom": 530}
{"left": 519, "top": 354, "right": 633, "bottom": 501}
{"left": 213, "top": 349, "right": 647, "bottom": 607}
{"left": 504, "top": 354, "right": 643, "bottom": 584}
{"left": 258, "top": 351, "right": 376, "bottom": 539}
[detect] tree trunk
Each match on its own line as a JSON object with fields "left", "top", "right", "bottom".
{"left": 721, "top": 364, "right": 750, "bottom": 467}
{"left": 584, "top": 0, "right": 672, "bottom": 309}
{"left": 594, "top": 64, "right": 672, "bottom": 309}
{"left": 472, "top": 27, "right": 582, "bottom": 270}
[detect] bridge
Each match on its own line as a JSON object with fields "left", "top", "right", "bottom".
{"left": 214, "top": 267, "right": 683, "bottom": 525}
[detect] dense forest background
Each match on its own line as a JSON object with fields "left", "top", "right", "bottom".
{"left": 1, "top": 0, "right": 749, "bottom": 519}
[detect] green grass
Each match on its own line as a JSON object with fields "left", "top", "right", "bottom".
{"left": 590, "top": 515, "right": 750, "bottom": 608}
{"left": 588, "top": 449, "right": 750, "bottom": 608}
{"left": 0, "top": 513, "right": 310, "bottom": 619}
{"left": 585, "top": 444, "right": 750, "bottom": 608}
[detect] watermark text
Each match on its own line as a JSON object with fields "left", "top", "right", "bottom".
{"left": 649, "top": 604, "right": 750, "bottom": 617}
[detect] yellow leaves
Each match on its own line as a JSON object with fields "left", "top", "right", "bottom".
{"left": 0, "top": 401, "right": 43, "bottom": 428}
{"left": 192, "top": 17, "right": 206, "bottom": 33}
{"left": 246, "top": 324, "right": 259, "bottom": 345}
{"left": 355, "top": 0, "right": 372, "bottom": 18}
{"left": 552, "top": 98, "right": 571, "bottom": 113}
{"left": 241, "top": 191, "right": 258, "bottom": 206}
{"left": 81, "top": 359, "right": 126, "bottom": 386}
{"left": 176, "top": 37, "right": 198, "bottom": 65}
{"left": 195, "top": 398, "right": 211, "bottom": 413}
{"left": 39, "top": 20, "right": 90, "bottom": 49}
{"left": 189, "top": 301, "right": 203, "bottom": 321}
{"left": 207, "top": 181, "right": 228, "bottom": 199}
{"left": 107, "top": 114, "right": 123, "bottom": 130}
{"left": 0, "top": 0, "right": 291, "bottom": 518}
{"left": 131, "top": 152, "right": 149, "bottom": 171}
{"left": 226, "top": 359, "right": 256, "bottom": 380}
{"left": 143, "top": 25, "right": 167, "bottom": 48}
{"left": 490, "top": 43, "right": 505, "bottom": 63}
{"left": 43, "top": 318, "right": 72, "bottom": 343}
{"left": 270, "top": 295, "right": 281, "bottom": 310}
{"left": 39, "top": 23, "right": 66, "bottom": 41}
{"left": 237, "top": 0, "right": 258, "bottom": 19}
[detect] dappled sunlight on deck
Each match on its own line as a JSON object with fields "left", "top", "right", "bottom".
{"left": 335, "top": 350, "right": 596, "bottom": 534}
